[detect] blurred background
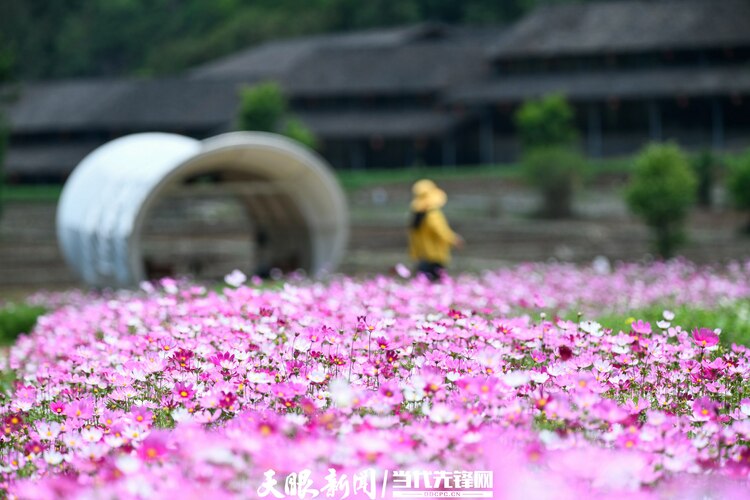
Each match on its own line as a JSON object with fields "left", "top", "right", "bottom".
{"left": 1, "top": 0, "right": 750, "bottom": 295}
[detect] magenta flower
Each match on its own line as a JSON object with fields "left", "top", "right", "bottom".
{"left": 7, "top": 260, "right": 750, "bottom": 497}
{"left": 692, "top": 397, "right": 719, "bottom": 422}
{"left": 219, "top": 391, "right": 238, "bottom": 410}
{"left": 374, "top": 337, "right": 389, "bottom": 350}
{"left": 693, "top": 328, "right": 720, "bottom": 348}
{"left": 49, "top": 401, "right": 66, "bottom": 416}
{"left": 558, "top": 345, "right": 573, "bottom": 361}
{"left": 171, "top": 348, "right": 194, "bottom": 369}
{"left": 209, "top": 351, "right": 237, "bottom": 370}
{"left": 174, "top": 383, "right": 195, "bottom": 401}
{"left": 137, "top": 432, "right": 169, "bottom": 462}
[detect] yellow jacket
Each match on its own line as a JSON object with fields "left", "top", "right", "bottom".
{"left": 408, "top": 209, "right": 458, "bottom": 265}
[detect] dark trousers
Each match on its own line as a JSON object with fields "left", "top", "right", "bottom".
{"left": 417, "top": 261, "right": 444, "bottom": 282}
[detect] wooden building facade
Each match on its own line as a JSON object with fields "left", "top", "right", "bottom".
{"left": 2, "top": 0, "right": 749, "bottom": 180}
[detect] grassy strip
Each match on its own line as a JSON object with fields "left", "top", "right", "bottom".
{"left": 336, "top": 164, "right": 523, "bottom": 191}
{"left": 0, "top": 304, "right": 46, "bottom": 345}
{"left": 593, "top": 300, "right": 750, "bottom": 347}
{"left": 0, "top": 156, "right": 667, "bottom": 200}
{"left": 1, "top": 184, "right": 64, "bottom": 203}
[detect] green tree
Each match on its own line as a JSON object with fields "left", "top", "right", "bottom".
{"left": 0, "top": 1, "right": 598, "bottom": 79}
{"left": 515, "top": 94, "right": 583, "bottom": 218}
{"left": 727, "top": 149, "right": 750, "bottom": 233}
{"left": 514, "top": 93, "right": 578, "bottom": 150}
{"left": 626, "top": 143, "right": 697, "bottom": 258}
{"left": 238, "top": 82, "right": 287, "bottom": 132}
{"left": 237, "top": 81, "right": 318, "bottom": 150}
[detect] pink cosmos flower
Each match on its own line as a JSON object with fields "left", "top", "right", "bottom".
{"left": 49, "top": 401, "right": 66, "bottom": 416}
{"left": 174, "top": 383, "right": 196, "bottom": 401}
{"left": 693, "top": 397, "right": 719, "bottom": 422}
{"left": 693, "top": 328, "right": 720, "bottom": 348}
{"left": 65, "top": 399, "right": 94, "bottom": 420}
{"left": 209, "top": 352, "right": 237, "bottom": 370}
{"left": 171, "top": 348, "right": 194, "bottom": 369}
{"left": 631, "top": 320, "right": 652, "bottom": 335}
{"left": 379, "top": 382, "right": 404, "bottom": 407}
{"left": 137, "top": 432, "right": 170, "bottom": 462}
{"left": 531, "top": 350, "right": 547, "bottom": 363}
{"left": 219, "top": 391, "right": 238, "bottom": 410}
{"left": 131, "top": 408, "right": 153, "bottom": 426}
{"left": 374, "top": 337, "right": 389, "bottom": 350}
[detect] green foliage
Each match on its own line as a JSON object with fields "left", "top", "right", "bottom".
{"left": 283, "top": 118, "right": 318, "bottom": 150}
{"left": 691, "top": 150, "right": 720, "bottom": 208}
{"left": 0, "top": 184, "right": 64, "bottom": 203}
{"left": 514, "top": 94, "right": 578, "bottom": 149}
{"left": 727, "top": 150, "right": 750, "bottom": 229}
{"left": 237, "top": 82, "right": 318, "bottom": 150}
{"left": 0, "top": 304, "right": 46, "bottom": 346}
{"left": 625, "top": 143, "right": 697, "bottom": 258}
{"left": 521, "top": 146, "right": 586, "bottom": 218}
{"left": 594, "top": 300, "right": 750, "bottom": 348}
{"left": 0, "top": 43, "right": 13, "bottom": 81}
{"left": 0, "top": 1, "right": 596, "bottom": 79}
{"left": 238, "top": 82, "right": 287, "bottom": 133}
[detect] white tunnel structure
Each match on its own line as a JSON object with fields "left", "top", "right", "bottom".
{"left": 57, "top": 132, "right": 348, "bottom": 287}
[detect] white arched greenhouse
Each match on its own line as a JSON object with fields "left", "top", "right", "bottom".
{"left": 57, "top": 132, "right": 348, "bottom": 287}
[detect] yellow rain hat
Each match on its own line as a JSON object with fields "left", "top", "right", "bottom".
{"left": 411, "top": 179, "right": 447, "bottom": 212}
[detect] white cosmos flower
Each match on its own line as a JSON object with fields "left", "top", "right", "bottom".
{"left": 294, "top": 338, "right": 312, "bottom": 353}
{"left": 81, "top": 428, "right": 103, "bottom": 443}
{"left": 44, "top": 450, "right": 65, "bottom": 465}
{"left": 502, "top": 371, "right": 530, "bottom": 387}
{"left": 580, "top": 320, "right": 603, "bottom": 337}
{"left": 247, "top": 371, "right": 270, "bottom": 384}
{"left": 594, "top": 359, "right": 612, "bottom": 373}
{"left": 427, "top": 403, "right": 457, "bottom": 423}
{"left": 329, "top": 378, "right": 355, "bottom": 408}
{"left": 224, "top": 270, "right": 247, "bottom": 287}
{"left": 308, "top": 369, "right": 326, "bottom": 383}
{"left": 529, "top": 372, "right": 549, "bottom": 384}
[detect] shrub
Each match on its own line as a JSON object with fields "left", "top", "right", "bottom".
{"left": 0, "top": 304, "right": 45, "bottom": 345}
{"left": 521, "top": 146, "right": 587, "bottom": 218}
{"left": 626, "top": 143, "right": 697, "bottom": 258}
{"left": 691, "top": 150, "right": 720, "bottom": 208}
{"left": 515, "top": 94, "right": 582, "bottom": 218}
{"left": 283, "top": 117, "right": 317, "bottom": 150}
{"left": 237, "top": 81, "right": 318, "bottom": 150}
{"left": 727, "top": 149, "right": 750, "bottom": 232}
{"left": 237, "top": 82, "right": 287, "bottom": 132}
{"left": 514, "top": 93, "right": 578, "bottom": 149}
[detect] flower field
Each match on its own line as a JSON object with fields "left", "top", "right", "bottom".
{"left": 4, "top": 261, "right": 750, "bottom": 498}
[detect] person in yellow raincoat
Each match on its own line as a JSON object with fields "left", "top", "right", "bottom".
{"left": 408, "top": 179, "right": 463, "bottom": 281}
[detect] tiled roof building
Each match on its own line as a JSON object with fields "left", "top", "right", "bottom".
{"left": 3, "top": 0, "right": 749, "bottom": 179}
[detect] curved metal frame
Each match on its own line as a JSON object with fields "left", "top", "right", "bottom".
{"left": 57, "top": 132, "right": 348, "bottom": 287}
